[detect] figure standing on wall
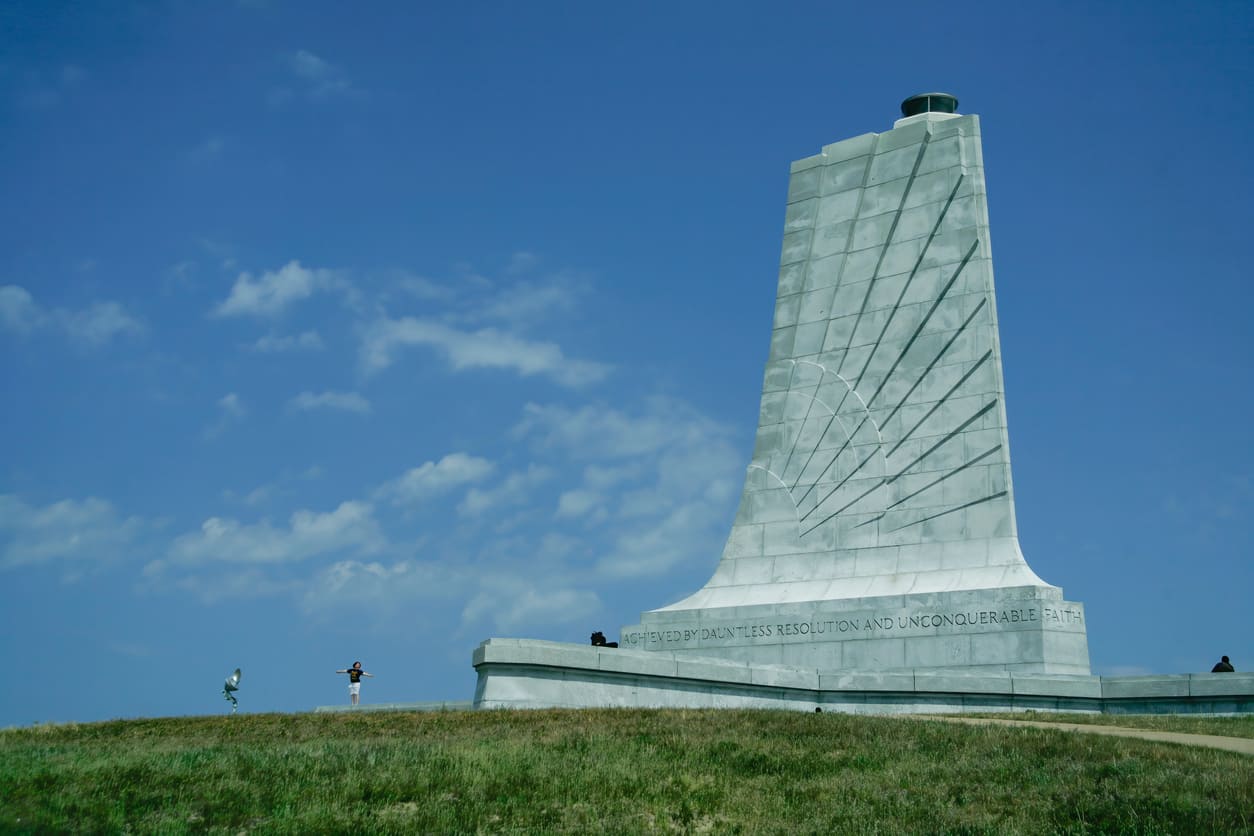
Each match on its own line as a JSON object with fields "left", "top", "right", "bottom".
{"left": 1211, "top": 655, "right": 1235, "bottom": 672}
{"left": 335, "top": 661, "right": 375, "bottom": 705}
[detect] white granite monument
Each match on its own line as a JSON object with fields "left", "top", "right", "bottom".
{"left": 619, "top": 92, "right": 1090, "bottom": 675}
{"left": 469, "top": 95, "right": 1254, "bottom": 714}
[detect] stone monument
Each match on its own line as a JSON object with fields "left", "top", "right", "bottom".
{"left": 470, "top": 95, "right": 1250, "bottom": 715}
{"left": 618, "top": 92, "right": 1091, "bottom": 675}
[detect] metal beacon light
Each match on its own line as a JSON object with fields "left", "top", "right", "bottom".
{"left": 222, "top": 668, "right": 242, "bottom": 713}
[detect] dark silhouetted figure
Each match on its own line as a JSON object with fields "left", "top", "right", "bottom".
{"left": 590, "top": 631, "right": 618, "bottom": 648}
{"left": 1211, "top": 655, "right": 1235, "bottom": 673}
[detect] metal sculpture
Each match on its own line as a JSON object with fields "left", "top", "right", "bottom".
{"left": 222, "top": 668, "right": 242, "bottom": 713}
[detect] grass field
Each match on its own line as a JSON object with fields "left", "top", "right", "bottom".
{"left": 3, "top": 709, "right": 1251, "bottom": 833}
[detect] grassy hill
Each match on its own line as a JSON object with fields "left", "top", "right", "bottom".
{"left": 3, "top": 709, "right": 1251, "bottom": 833}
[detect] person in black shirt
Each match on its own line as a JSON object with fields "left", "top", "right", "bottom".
{"left": 1211, "top": 655, "right": 1235, "bottom": 673}
{"left": 335, "top": 660, "right": 375, "bottom": 705}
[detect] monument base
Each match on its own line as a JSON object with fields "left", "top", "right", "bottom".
{"left": 473, "top": 639, "right": 1254, "bottom": 716}
{"left": 621, "top": 586, "right": 1090, "bottom": 675}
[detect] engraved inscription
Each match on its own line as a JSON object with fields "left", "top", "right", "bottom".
{"left": 622, "top": 606, "right": 1083, "bottom": 650}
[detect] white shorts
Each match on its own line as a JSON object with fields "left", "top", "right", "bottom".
{"left": 349, "top": 683, "right": 361, "bottom": 696}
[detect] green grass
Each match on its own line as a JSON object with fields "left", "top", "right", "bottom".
{"left": 959, "top": 711, "right": 1254, "bottom": 739}
{"left": 2, "top": 709, "right": 1251, "bottom": 834}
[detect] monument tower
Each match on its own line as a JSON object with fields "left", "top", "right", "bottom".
{"left": 475, "top": 95, "right": 1254, "bottom": 713}
{"left": 621, "top": 93, "right": 1091, "bottom": 674}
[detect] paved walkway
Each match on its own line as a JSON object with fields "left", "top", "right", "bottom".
{"left": 909, "top": 716, "right": 1254, "bottom": 755}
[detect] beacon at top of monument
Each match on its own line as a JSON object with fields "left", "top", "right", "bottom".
{"left": 900, "top": 92, "right": 959, "bottom": 117}
{"left": 895, "top": 92, "right": 961, "bottom": 128}
{"left": 658, "top": 93, "right": 1060, "bottom": 610}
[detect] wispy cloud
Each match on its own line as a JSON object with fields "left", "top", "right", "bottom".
{"left": 359, "top": 316, "right": 610, "bottom": 385}
{"left": 506, "top": 251, "right": 539, "bottom": 275}
{"left": 213, "top": 260, "right": 349, "bottom": 318}
{"left": 0, "top": 494, "right": 146, "bottom": 572}
{"left": 392, "top": 272, "right": 455, "bottom": 302}
{"left": 222, "top": 465, "right": 324, "bottom": 509}
{"left": 595, "top": 500, "right": 729, "bottom": 578}
{"left": 0, "top": 286, "right": 41, "bottom": 333}
{"left": 250, "top": 330, "right": 325, "bottom": 352}
{"left": 470, "top": 277, "right": 582, "bottom": 328}
{"left": 376, "top": 453, "right": 496, "bottom": 507}
{"left": 203, "top": 392, "right": 247, "bottom": 439}
{"left": 186, "top": 135, "right": 226, "bottom": 163}
{"left": 303, "top": 558, "right": 460, "bottom": 616}
{"left": 157, "top": 501, "right": 384, "bottom": 569}
{"left": 288, "top": 390, "right": 372, "bottom": 415}
{"left": 462, "top": 575, "right": 601, "bottom": 632}
{"left": 57, "top": 302, "right": 145, "bottom": 345}
{"left": 159, "top": 568, "right": 303, "bottom": 604}
{"left": 273, "top": 49, "right": 355, "bottom": 102}
{"left": 0, "top": 285, "right": 144, "bottom": 345}
{"left": 513, "top": 397, "right": 724, "bottom": 459}
{"left": 514, "top": 397, "right": 743, "bottom": 578}
{"left": 459, "top": 464, "right": 553, "bottom": 517}
{"left": 555, "top": 488, "right": 604, "bottom": 520}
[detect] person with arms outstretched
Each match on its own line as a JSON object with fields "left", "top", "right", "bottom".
{"left": 336, "top": 661, "right": 374, "bottom": 705}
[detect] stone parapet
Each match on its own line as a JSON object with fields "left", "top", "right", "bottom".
{"left": 473, "top": 640, "right": 1253, "bottom": 716}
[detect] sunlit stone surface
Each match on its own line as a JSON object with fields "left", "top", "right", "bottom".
{"left": 473, "top": 97, "right": 1130, "bottom": 711}
{"left": 620, "top": 100, "right": 1090, "bottom": 675}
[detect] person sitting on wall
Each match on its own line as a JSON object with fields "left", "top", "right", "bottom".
{"left": 590, "top": 631, "right": 618, "bottom": 648}
{"left": 1211, "top": 655, "right": 1235, "bottom": 672}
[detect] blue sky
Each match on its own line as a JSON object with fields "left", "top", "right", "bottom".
{"left": 1, "top": 1, "right": 1250, "bottom": 725}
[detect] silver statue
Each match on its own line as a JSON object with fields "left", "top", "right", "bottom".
{"left": 222, "top": 668, "right": 242, "bottom": 713}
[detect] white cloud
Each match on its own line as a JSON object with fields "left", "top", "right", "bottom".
{"left": 583, "top": 463, "right": 642, "bottom": 490}
{"left": 513, "top": 396, "right": 745, "bottom": 579}
{"left": 377, "top": 453, "right": 495, "bottom": 507}
{"left": 0, "top": 285, "right": 143, "bottom": 345}
{"left": 160, "top": 501, "right": 384, "bottom": 568}
{"left": 222, "top": 465, "right": 325, "bottom": 508}
{"left": 284, "top": 49, "right": 352, "bottom": 99}
{"left": 203, "top": 393, "right": 247, "bottom": 439}
{"left": 459, "top": 465, "right": 552, "bottom": 517}
{"left": 555, "top": 489, "right": 603, "bottom": 519}
{"left": 290, "top": 49, "right": 333, "bottom": 80}
{"left": 218, "top": 392, "right": 246, "bottom": 418}
{"left": 513, "top": 397, "right": 723, "bottom": 459}
{"left": 55, "top": 301, "right": 144, "bottom": 345}
{"left": 394, "top": 273, "right": 454, "bottom": 301}
{"left": 251, "top": 331, "right": 324, "bottom": 352}
{"left": 0, "top": 494, "right": 145, "bottom": 571}
{"left": 359, "top": 316, "right": 609, "bottom": 385}
{"left": 473, "top": 278, "right": 579, "bottom": 327}
{"left": 303, "top": 558, "right": 459, "bottom": 614}
{"left": 0, "top": 285, "right": 41, "bottom": 333}
{"left": 461, "top": 576, "right": 601, "bottom": 632}
{"left": 242, "top": 484, "right": 275, "bottom": 506}
{"left": 596, "top": 500, "right": 727, "bottom": 578}
{"left": 506, "top": 251, "right": 539, "bottom": 275}
{"left": 213, "top": 260, "right": 345, "bottom": 317}
{"left": 288, "top": 390, "right": 372, "bottom": 415}
{"left": 158, "top": 568, "right": 302, "bottom": 604}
